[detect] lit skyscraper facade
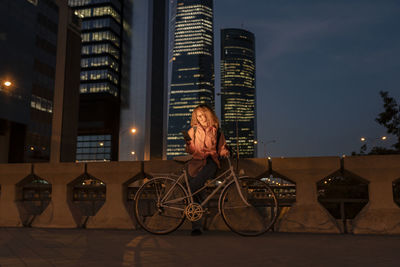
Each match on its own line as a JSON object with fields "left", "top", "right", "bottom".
{"left": 68, "top": 0, "right": 132, "bottom": 162}
{"left": 220, "top": 28, "right": 256, "bottom": 158}
{"left": 167, "top": 0, "right": 214, "bottom": 158}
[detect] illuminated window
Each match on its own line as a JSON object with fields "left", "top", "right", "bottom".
{"left": 81, "top": 56, "right": 119, "bottom": 71}
{"left": 82, "top": 43, "right": 119, "bottom": 59}
{"left": 30, "top": 95, "right": 53, "bottom": 113}
{"left": 76, "top": 134, "right": 112, "bottom": 162}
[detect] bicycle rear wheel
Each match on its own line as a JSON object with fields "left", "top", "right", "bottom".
{"left": 134, "top": 177, "right": 188, "bottom": 234}
{"left": 220, "top": 177, "right": 278, "bottom": 236}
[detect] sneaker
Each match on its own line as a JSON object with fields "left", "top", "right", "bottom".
{"left": 191, "top": 229, "right": 202, "bottom": 236}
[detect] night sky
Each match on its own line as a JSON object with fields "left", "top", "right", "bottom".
{"left": 213, "top": 0, "right": 400, "bottom": 158}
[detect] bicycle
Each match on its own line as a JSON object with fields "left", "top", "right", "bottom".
{"left": 134, "top": 156, "right": 278, "bottom": 236}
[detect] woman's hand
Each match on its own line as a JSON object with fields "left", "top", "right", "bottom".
{"left": 220, "top": 149, "right": 230, "bottom": 158}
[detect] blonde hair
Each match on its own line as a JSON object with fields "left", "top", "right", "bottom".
{"left": 191, "top": 104, "right": 219, "bottom": 129}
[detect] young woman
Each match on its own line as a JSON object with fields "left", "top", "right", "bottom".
{"left": 184, "top": 104, "right": 229, "bottom": 236}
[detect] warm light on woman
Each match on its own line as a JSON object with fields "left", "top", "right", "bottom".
{"left": 184, "top": 104, "right": 229, "bottom": 236}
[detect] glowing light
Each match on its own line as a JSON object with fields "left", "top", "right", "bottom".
{"left": 99, "top": 142, "right": 104, "bottom": 146}
{"left": 131, "top": 151, "right": 135, "bottom": 155}
{"left": 254, "top": 140, "right": 258, "bottom": 144}
{"left": 360, "top": 137, "right": 366, "bottom": 142}
{"left": 4, "top": 81, "right": 12, "bottom": 87}
{"left": 381, "top": 136, "right": 387, "bottom": 140}
{"left": 131, "top": 128, "right": 137, "bottom": 134}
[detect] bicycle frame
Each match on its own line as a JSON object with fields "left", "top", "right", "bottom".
{"left": 159, "top": 157, "right": 251, "bottom": 212}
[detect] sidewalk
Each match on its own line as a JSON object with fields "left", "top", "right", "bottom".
{"left": 0, "top": 228, "right": 399, "bottom": 267}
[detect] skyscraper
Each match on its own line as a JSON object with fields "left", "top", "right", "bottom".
{"left": 68, "top": 0, "right": 132, "bottom": 162}
{"left": 119, "top": 0, "right": 169, "bottom": 161}
{"left": 167, "top": 0, "right": 215, "bottom": 159}
{"left": 220, "top": 28, "right": 256, "bottom": 158}
{"left": 0, "top": 0, "right": 81, "bottom": 163}
{"left": 146, "top": 0, "right": 169, "bottom": 160}
{"left": 51, "top": 0, "right": 82, "bottom": 163}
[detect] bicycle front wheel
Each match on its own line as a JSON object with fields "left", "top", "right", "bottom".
{"left": 134, "top": 177, "right": 188, "bottom": 234}
{"left": 220, "top": 177, "right": 278, "bottom": 236}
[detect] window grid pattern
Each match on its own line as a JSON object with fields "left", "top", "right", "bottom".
{"left": 76, "top": 135, "right": 112, "bottom": 162}
{"left": 69, "top": 0, "right": 121, "bottom": 11}
{"left": 69, "top": 1, "right": 124, "bottom": 97}
{"left": 80, "top": 82, "right": 118, "bottom": 96}
{"left": 81, "top": 56, "right": 119, "bottom": 72}
{"left": 80, "top": 69, "right": 119, "bottom": 85}
{"left": 81, "top": 31, "right": 120, "bottom": 47}
{"left": 30, "top": 94, "right": 53, "bottom": 113}
{"left": 221, "top": 29, "right": 256, "bottom": 158}
{"left": 81, "top": 43, "right": 119, "bottom": 59}
{"left": 73, "top": 6, "right": 120, "bottom": 23}
{"left": 81, "top": 17, "right": 120, "bottom": 34}
{"left": 167, "top": 0, "right": 215, "bottom": 159}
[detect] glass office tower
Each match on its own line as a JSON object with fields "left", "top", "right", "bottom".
{"left": 68, "top": 0, "right": 132, "bottom": 162}
{"left": 220, "top": 28, "right": 256, "bottom": 158}
{"left": 167, "top": 0, "right": 215, "bottom": 159}
{"left": 0, "top": 0, "right": 81, "bottom": 163}
{"left": 1, "top": 0, "right": 58, "bottom": 162}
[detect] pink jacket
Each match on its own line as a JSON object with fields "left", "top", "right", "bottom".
{"left": 185, "top": 126, "right": 229, "bottom": 177}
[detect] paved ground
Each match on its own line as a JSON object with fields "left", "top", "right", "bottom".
{"left": 0, "top": 228, "right": 399, "bottom": 267}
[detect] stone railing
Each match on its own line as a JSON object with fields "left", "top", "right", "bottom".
{"left": 0, "top": 155, "right": 399, "bottom": 234}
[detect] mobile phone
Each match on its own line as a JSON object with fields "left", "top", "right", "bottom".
{"left": 181, "top": 130, "right": 191, "bottom": 141}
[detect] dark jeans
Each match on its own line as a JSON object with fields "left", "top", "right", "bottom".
{"left": 188, "top": 157, "right": 217, "bottom": 230}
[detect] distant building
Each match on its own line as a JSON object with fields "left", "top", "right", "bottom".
{"left": 68, "top": 0, "right": 132, "bottom": 162}
{"left": 146, "top": 0, "right": 169, "bottom": 160}
{"left": 118, "top": 0, "right": 169, "bottom": 161}
{"left": 51, "top": 0, "right": 82, "bottom": 163}
{"left": 0, "top": 0, "right": 81, "bottom": 163}
{"left": 167, "top": 0, "right": 215, "bottom": 159}
{"left": 220, "top": 28, "right": 256, "bottom": 158}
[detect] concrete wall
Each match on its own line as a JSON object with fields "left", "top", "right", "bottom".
{"left": 0, "top": 155, "right": 399, "bottom": 234}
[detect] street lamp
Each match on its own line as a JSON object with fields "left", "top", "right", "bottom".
{"left": 120, "top": 127, "right": 137, "bottom": 135}
{"left": 119, "top": 127, "right": 138, "bottom": 161}
{"left": 0, "top": 80, "right": 12, "bottom": 92}
{"left": 360, "top": 136, "right": 386, "bottom": 142}
{"left": 359, "top": 135, "right": 388, "bottom": 154}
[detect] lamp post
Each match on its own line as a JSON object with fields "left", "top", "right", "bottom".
{"left": 0, "top": 80, "right": 28, "bottom": 102}
{"left": 119, "top": 127, "right": 137, "bottom": 161}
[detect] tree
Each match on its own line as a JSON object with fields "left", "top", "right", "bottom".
{"left": 352, "top": 91, "right": 400, "bottom": 155}
{"left": 374, "top": 91, "right": 400, "bottom": 152}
